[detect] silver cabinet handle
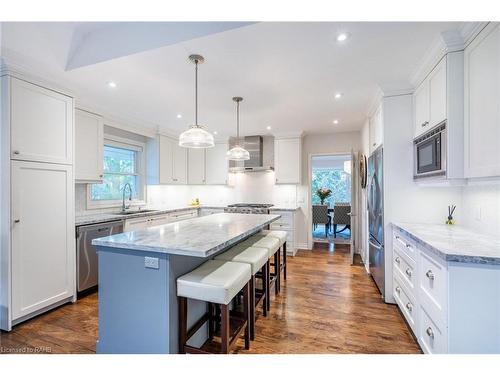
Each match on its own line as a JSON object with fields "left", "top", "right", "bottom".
{"left": 13, "top": 150, "right": 20, "bottom": 155}
{"left": 405, "top": 243, "right": 411, "bottom": 248}
{"left": 14, "top": 219, "right": 20, "bottom": 223}
{"left": 395, "top": 235, "right": 400, "bottom": 240}
{"left": 395, "top": 286, "right": 401, "bottom": 294}
{"left": 406, "top": 302, "right": 413, "bottom": 312}
{"left": 426, "top": 270, "right": 435, "bottom": 280}
{"left": 405, "top": 268, "right": 412, "bottom": 277}
{"left": 422, "top": 121, "right": 429, "bottom": 127}
{"left": 373, "top": 143, "right": 376, "bottom": 146}
{"left": 426, "top": 327, "right": 434, "bottom": 339}
{"left": 99, "top": 174, "right": 103, "bottom": 178}
{"left": 395, "top": 257, "right": 401, "bottom": 264}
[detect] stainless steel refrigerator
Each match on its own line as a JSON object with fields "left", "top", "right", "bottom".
{"left": 368, "top": 147, "right": 384, "bottom": 297}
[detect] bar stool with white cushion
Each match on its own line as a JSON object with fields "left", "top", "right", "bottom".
{"left": 261, "top": 229, "right": 287, "bottom": 281}
{"left": 215, "top": 245, "right": 269, "bottom": 340}
{"left": 177, "top": 260, "right": 251, "bottom": 354}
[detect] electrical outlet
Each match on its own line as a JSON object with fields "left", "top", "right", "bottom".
{"left": 144, "top": 257, "right": 159, "bottom": 269}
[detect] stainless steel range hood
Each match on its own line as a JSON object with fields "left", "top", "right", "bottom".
{"left": 228, "top": 135, "right": 274, "bottom": 173}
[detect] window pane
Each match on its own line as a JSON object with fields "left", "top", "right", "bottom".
{"left": 103, "top": 145, "right": 136, "bottom": 173}
{"left": 91, "top": 174, "right": 138, "bottom": 201}
{"left": 311, "top": 169, "right": 351, "bottom": 206}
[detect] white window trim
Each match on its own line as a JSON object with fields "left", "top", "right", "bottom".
{"left": 86, "top": 134, "right": 147, "bottom": 210}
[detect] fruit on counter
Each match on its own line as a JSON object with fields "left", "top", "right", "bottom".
{"left": 190, "top": 198, "right": 200, "bottom": 206}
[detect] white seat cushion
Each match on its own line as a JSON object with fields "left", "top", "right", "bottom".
{"left": 233, "top": 235, "right": 280, "bottom": 257}
{"left": 215, "top": 246, "right": 268, "bottom": 275}
{"left": 177, "top": 260, "right": 251, "bottom": 305}
{"left": 261, "top": 230, "right": 287, "bottom": 247}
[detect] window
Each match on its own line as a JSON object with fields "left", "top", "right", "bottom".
{"left": 88, "top": 137, "right": 145, "bottom": 207}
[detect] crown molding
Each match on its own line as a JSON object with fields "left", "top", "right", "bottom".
{"left": 460, "top": 21, "right": 490, "bottom": 47}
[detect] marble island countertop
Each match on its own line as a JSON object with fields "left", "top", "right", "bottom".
{"left": 392, "top": 222, "right": 500, "bottom": 265}
{"left": 92, "top": 213, "right": 280, "bottom": 257}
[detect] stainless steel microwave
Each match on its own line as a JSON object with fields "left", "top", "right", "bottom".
{"left": 414, "top": 122, "right": 447, "bottom": 179}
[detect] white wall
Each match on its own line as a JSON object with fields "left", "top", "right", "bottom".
{"left": 461, "top": 183, "right": 500, "bottom": 237}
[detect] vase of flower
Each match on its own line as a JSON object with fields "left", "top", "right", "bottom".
{"left": 316, "top": 187, "right": 332, "bottom": 205}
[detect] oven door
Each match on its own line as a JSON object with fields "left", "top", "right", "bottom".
{"left": 414, "top": 132, "right": 444, "bottom": 177}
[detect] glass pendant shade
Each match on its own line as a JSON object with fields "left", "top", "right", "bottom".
{"left": 179, "top": 125, "right": 214, "bottom": 148}
{"left": 226, "top": 144, "right": 250, "bottom": 161}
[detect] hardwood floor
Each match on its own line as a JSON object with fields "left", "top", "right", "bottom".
{"left": 0, "top": 244, "right": 421, "bottom": 354}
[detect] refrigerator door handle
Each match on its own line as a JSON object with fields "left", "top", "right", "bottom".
{"left": 369, "top": 238, "right": 383, "bottom": 250}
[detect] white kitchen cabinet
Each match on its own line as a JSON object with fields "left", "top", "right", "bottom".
{"left": 369, "top": 104, "right": 383, "bottom": 153}
{"left": 199, "top": 208, "right": 225, "bottom": 216}
{"left": 269, "top": 210, "right": 298, "bottom": 256}
{"left": 11, "top": 161, "right": 75, "bottom": 321}
{"left": 414, "top": 56, "right": 447, "bottom": 138}
{"left": 10, "top": 77, "right": 74, "bottom": 165}
{"left": 205, "top": 143, "right": 228, "bottom": 185}
{"left": 167, "top": 209, "right": 198, "bottom": 222}
{"left": 147, "top": 135, "right": 187, "bottom": 184}
{"left": 464, "top": 22, "right": 500, "bottom": 178}
{"left": 187, "top": 148, "right": 206, "bottom": 184}
{"left": 124, "top": 214, "right": 170, "bottom": 231}
{"left": 274, "top": 137, "right": 302, "bottom": 184}
{"left": 75, "top": 109, "right": 103, "bottom": 182}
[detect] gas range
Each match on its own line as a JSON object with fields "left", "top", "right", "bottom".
{"left": 225, "top": 203, "right": 274, "bottom": 214}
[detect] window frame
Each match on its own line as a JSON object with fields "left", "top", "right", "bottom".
{"left": 86, "top": 134, "right": 147, "bottom": 209}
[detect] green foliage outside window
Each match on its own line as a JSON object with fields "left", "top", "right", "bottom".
{"left": 311, "top": 169, "right": 351, "bottom": 206}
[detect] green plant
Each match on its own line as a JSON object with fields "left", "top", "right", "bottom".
{"left": 316, "top": 187, "right": 332, "bottom": 205}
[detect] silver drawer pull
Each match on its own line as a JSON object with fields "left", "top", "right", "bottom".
{"left": 14, "top": 219, "right": 20, "bottom": 223}
{"left": 405, "top": 244, "right": 411, "bottom": 248}
{"left": 426, "top": 327, "right": 434, "bottom": 339}
{"left": 426, "top": 270, "right": 435, "bottom": 280}
{"left": 405, "top": 268, "right": 412, "bottom": 277}
{"left": 395, "top": 235, "right": 400, "bottom": 239}
{"left": 13, "top": 150, "right": 20, "bottom": 155}
{"left": 406, "top": 302, "right": 413, "bottom": 312}
{"left": 395, "top": 257, "right": 401, "bottom": 264}
{"left": 395, "top": 286, "right": 401, "bottom": 294}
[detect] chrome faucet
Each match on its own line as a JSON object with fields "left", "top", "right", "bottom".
{"left": 122, "top": 183, "right": 133, "bottom": 212}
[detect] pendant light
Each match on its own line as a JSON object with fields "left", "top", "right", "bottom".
{"left": 179, "top": 54, "right": 215, "bottom": 148}
{"left": 226, "top": 97, "right": 250, "bottom": 161}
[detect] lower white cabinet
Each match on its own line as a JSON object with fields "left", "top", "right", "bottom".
{"left": 11, "top": 161, "right": 75, "bottom": 321}
{"left": 392, "top": 227, "right": 500, "bottom": 353}
{"left": 269, "top": 210, "right": 298, "bottom": 256}
{"left": 199, "top": 208, "right": 224, "bottom": 216}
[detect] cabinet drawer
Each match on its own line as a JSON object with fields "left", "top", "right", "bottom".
{"left": 124, "top": 217, "right": 149, "bottom": 231}
{"left": 418, "top": 305, "right": 447, "bottom": 354}
{"left": 393, "top": 231, "right": 416, "bottom": 261}
{"left": 393, "top": 276, "right": 418, "bottom": 334}
{"left": 168, "top": 209, "right": 198, "bottom": 222}
{"left": 418, "top": 250, "right": 447, "bottom": 325}
{"left": 270, "top": 212, "right": 293, "bottom": 229}
{"left": 393, "top": 247, "right": 416, "bottom": 291}
{"left": 148, "top": 214, "right": 170, "bottom": 227}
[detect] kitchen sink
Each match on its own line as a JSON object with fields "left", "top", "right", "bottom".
{"left": 115, "top": 209, "right": 159, "bottom": 216}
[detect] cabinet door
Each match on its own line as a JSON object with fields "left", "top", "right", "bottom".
{"left": 11, "top": 161, "right": 74, "bottom": 320}
{"left": 10, "top": 78, "right": 73, "bottom": 165}
{"left": 414, "top": 79, "right": 430, "bottom": 137}
{"left": 159, "top": 136, "right": 174, "bottom": 184}
{"left": 275, "top": 138, "right": 301, "bottom": 184}
{"left": 370, "top": 105, "right": 383, "bottom": 153}
{"left": 75, "top": 109, "right": 103, "bottom": 182}
{"left": 464, "top": 23, "right": 500, "bottom": 178}
{"left": 148, "top": 214, "right": 171, "bottom": 227}
{"left": 206, "top": 143, "right": 228, "bottom": 184}
{"left": 429, "top": 56, "right": 447, "bottom": 128}
{"left": 172, "top": 142, "right": 187, "bottom": 184}
{"left": 124, "top": 217, "right": 149, "bottom": 232}
{"left": 187, "top": 149, "right": 206, "bottom": 184}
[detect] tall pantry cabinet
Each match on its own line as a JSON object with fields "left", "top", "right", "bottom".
{"left": 1, "top": 74, "right": 76, "bottom": 331}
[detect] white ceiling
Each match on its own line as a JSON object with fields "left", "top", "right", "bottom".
{"left": 1, "top": 21, "right": 464, "bottom": 139}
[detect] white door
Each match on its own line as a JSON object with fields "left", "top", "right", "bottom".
{"left": 10, "top": 78, "right": 74, "bottom": 165}
{"left": 414, "top": 78, "right": 430, "bottom": 137}
{"left": 429, "top": 56, "right": 447, "bottom": 128}
{"left": 11, "top": 161, "right": 75, "bottom": 320}
{"left": 206, "top": 143, "right": 228, "bottom": 184}
{"left": 275, "top": 138, "right": 301, "bottom": 184}
{"left": 187, "top": 148, "right": 206, "bottom": 184}
{"left": 350, "top": 150, "right": 358, "bottom": 265}
{"left": 75, "top": 109, "right": 103, "bottom": 182}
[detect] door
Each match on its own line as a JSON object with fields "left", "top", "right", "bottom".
{"left": 275, "top": 138, "right": 301, "bottom": 184}
{"left": 187, "top": 148, "right": 206, "bottom": 184}
{"left": 172, "top": 142, "right": 187, "bottom": 184}
{"left": 429, "top": 56, "right": 447, "bottom": 128}
{"left": 206, "top": 143, "right": 228, "bottom": 184}
{"left": 10, "top": 78, "right": 73, "bottom": 165}
{"left": 11, "top": 161, "right": 75, "bottom": 320}
{"left": 414, "top": 79, "right": 430, "bottom": 137}
{"left": 75, "top": 109, "right": 104, "bottom": 182}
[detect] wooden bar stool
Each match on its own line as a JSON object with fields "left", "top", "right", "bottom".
{"left": 261, "top": 230, "right": 287, "bottom": 281}
{"left": 177, "top": 260, "right": 251, "bottom": 354}
{"left": 215, "top": 245, "right": 269, "bottom": 340}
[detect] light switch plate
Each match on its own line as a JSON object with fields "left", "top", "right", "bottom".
{"left": 144, "top": 256, "right": 159, "bottom": 269}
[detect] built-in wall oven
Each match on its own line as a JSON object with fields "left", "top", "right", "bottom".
{"left": 414, "top": 122, "right": 447, "bottom": 179}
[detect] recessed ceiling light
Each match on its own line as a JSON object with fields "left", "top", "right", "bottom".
{"left": 336, "top": 33, "right": 349, "bottom": 42}
{"left": 334, "top": 92, "right": 343, "bottom": 99}
{"left": 107, "top": 81, "right": 117, "bottom": 88}
{"left": 176, "top": 114, "right": 182, "bottom": 119}
{"left": 333, "top": 119, "right": 339, "bottom": 125}
{"left": 213, "top": 131, "right": 218, "bottom": 135}
{"left": 266, "top": 126, "right": 272, "bottom": 130}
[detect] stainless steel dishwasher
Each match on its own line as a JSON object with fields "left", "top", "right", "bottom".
{"left": 76, "top": 220, "right": 123, "bottom": 293}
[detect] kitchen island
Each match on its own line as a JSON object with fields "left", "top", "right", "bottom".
{"left": 92, "top": 213, "right": 280, "bottom": 354}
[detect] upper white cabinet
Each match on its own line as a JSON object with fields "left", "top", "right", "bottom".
{"left": 414, "top": 56, "right": 447, "bottom": 138}
{"left": 464, "top": 22, "right": 500, "bottom": 178}
{"left": 369, "top": 104, "right": 383, "bottom": 153}
{"left": 205, "top": 143, "right": 229, "bottom": 185}
{"left": 187, "top": 148, "right": 206, "bottom": 184}
{"left": 75, "top": 109, "right": 103, "bottom": 182}
{"left": 147, "top": 135, "right": 187, "bottom": 184}
{"left": 274, "top": 137, "right": 302, "bottom": 184}
{"left": 10, "top": 77, "right": 73, "bottom": 165}
{"left": 11, "top": 161, "right": 75, "bottom": 320}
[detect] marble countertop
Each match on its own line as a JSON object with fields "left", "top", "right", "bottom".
{"left": 92, "top": 213, "right": 281, "bottom": 257}
{"left": 269, "top": 206, "right": 300, "bottom": 211}
{"left": 392, "top": 222, "right": 500, "bottom": 265}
